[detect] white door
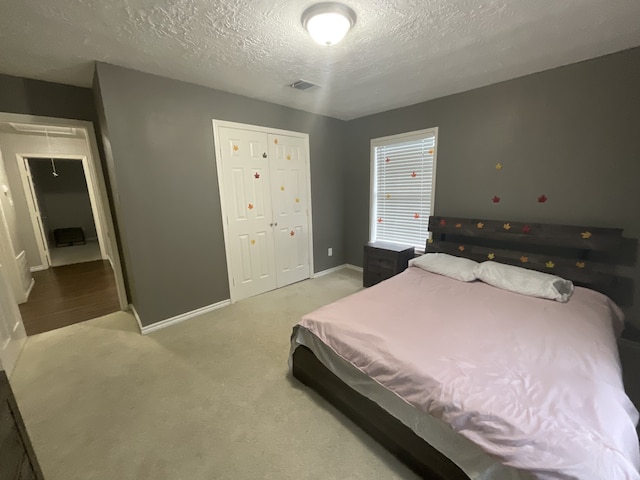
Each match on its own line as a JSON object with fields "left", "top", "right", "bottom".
{"left": 268, "top": 134, "right": 310, "bottom": 287}
{"left": 23, "top": 159, "right": 51, "bottom": 267}
{"left": 0, "top": 254, "right": 26, "bottom": 376}
{"left": 215, "top": 123, "right": 312, "bottom": 302}
{"left": 218, "top": 127, "right": 278, "bottom": 300}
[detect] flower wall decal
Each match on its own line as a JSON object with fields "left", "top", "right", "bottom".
{"left": 492, "top": 196, "right": 500, "bottom": 203}
{"left": 487, "top": 253, "right": 495, "bottom": 260}
{"left": 410, "top": 172, "right": 417, "bottom": 178}
{"left": 439, "top": 219, "right": 446, "bottom": 226}
{"left": 581, "top": 231, "right": 592, "bottom": 239}
{"left": 250, "top": 239, "right": 256, "bottom": 245}
{"left": 455, "top": 223, "right": 462, "bottom": 228}
{"left": 546, "top": 261, "right": 555, "bottom": 268}
{"left": 477, "top": 222, "right": 484, "bottom": 229}
{"left": 458, "top": 245, "right": 465, "bottom": 252}
{"left": 233, "top": 145, "right": 239, "bottom": 151}
{"left": 290, "top": 230, "right": 295, "bottom": 236}
{"left": 576, "top": 261, "right": 586, "bottom": 268}
{"left": 522, "top": 225, "right": 532, "bottom": 234}
{"left": 414, "top": 213, "right": 420, "bottom": 219}
{"left": 385, "top": 157, "right": 390, "bottom": 163}
{"left": 537, "top": 194, "right": 548, "bottom": 203}
{"left": 520, "top": 256, "right": 529, "bottom": 263}
{"left": 248, "top": 203, "right": 254, "bottom": 210}
{"left": 503, "top": 223, "right": 511, "bottom": 231}
{"left": 254, "top": 172, "right": 260, "bottom": 179}
{"left": 495, "top": 163, "right": 503, "bottom": 171}
{"left": 377, "top": 217, "right": 383, "bottom": 223}
{"left": 427, "top": 238, "right": 434, "bottom": 244}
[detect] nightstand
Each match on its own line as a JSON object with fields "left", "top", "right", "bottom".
{"left": 363, "top": 242, "right": 415, "bottom": 287}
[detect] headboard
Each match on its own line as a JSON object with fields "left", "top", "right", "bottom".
{"left": 426, "top": 216, "right": 623, "bottom": 287}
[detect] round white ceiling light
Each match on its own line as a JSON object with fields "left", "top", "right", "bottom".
{"left": 301, "top": 3, "right": 357, "bottom": 47}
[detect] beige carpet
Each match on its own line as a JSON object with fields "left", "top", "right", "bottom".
{"left": 10, "top": 268, "right": 419, "bottom": 480}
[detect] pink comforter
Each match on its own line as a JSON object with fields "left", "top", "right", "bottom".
{"left": 298, "top": 267, "right": 640, "bottom": 479}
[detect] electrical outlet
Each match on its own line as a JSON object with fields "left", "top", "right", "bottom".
{"left": 328, "top": 247, "right": 333, "bottom": 257}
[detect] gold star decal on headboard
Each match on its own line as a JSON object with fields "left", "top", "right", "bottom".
{"left": 576, "top": 261, "right": 585, "bottom": 268}
{"left": 503, "top": 223, "right": 511, "bottom": 231}
{"left": 487, "top": 253, "right": 495, "bottom": 260}
{"left": 477, "top": 222, "right": 484, "bottom": 229}
{"left": 581, "top": 231, "right": 592, "bottom": 239}
{"left": 546, "top": 261, "right": 555, "bottom": 268}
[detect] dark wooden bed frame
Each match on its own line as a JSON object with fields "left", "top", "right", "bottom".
{"left": 291, "top": 216, "right": 623, "bottom": 479}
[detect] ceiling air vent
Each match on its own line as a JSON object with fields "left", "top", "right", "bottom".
{"left": 289, "top": 79, "right": 319, "bottom": 91}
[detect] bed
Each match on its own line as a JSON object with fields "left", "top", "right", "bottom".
{"left": 289, "top": 216, "right": 640, "bottom": 479}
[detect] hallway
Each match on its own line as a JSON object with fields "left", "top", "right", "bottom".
{"left": 19, "top": 260, "right": 120, "bottom": 335}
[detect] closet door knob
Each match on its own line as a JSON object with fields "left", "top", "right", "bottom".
{"left": 274, "top": 222, "right": 278, "bottom": 226}
{"left": 270, "top": 223, "right": 273, "bottom": 227}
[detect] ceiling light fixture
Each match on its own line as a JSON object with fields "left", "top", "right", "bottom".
{"left": 301, "top": 2, "right": 356, "bottom": 47}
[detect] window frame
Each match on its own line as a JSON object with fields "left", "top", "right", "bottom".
{"left": 369, "top": 127, "right": 439, "bottom": 253}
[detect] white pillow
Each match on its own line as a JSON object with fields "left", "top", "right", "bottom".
{"left": 474, "top": 261, "right": 574, "bottom": 302}
{"left": 409, "top": 253, "right": 478, "bottom": 282}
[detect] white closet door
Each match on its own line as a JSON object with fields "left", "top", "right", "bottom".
{"left": 218, "top": 127, "right": 277, "bottom": 300}
{"left": 268, "top": 134, "right": 310, "bottom": 288}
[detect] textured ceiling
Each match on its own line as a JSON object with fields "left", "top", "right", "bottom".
{"left": 1, "top": 0, "right": 639, "bottom": 120}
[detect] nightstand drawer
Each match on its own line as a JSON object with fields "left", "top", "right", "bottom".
{"left": 366, "top": 255, "right": 395, "bottom": 270}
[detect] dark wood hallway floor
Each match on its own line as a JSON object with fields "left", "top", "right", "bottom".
{"left": 19, "top": 260, "right": 120, "bottom": 336}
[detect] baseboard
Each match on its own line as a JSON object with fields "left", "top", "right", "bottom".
{"left": 313, "top": 264, "right": 348, "bottom": 277}
{"left": 135, "top": 300, "right": 231, "bottom": 335}
{"left": 129, "top": 304, "right": 144, "bottom": 333}
{"left": 29, "top": 265, "right": 47, "bottom": 273}
{"left": 344, "top": 264, "right": 363, "bottom": 273}
{"left": 24, "top": 278, "right": 35, "bottom": 301}
{"left": 314, "top": 264, "right": 363, "bottom": 277}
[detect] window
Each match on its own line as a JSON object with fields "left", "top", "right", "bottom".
{"left": 370, "top": 128, "right": 438, "bottom": 252}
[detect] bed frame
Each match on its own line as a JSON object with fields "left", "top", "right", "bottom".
{"left": 291, "top": 216, "right": 623, "bottom": 479}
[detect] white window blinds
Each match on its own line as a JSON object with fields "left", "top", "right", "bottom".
{"left": 371, "top": 128, "right": 438, "bottom": 251}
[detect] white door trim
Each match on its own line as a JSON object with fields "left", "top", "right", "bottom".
{"left": 0, "top": 112, "right": 128, "bottom": 311}
{"left": 212, "top": 120, "right": 314, "bottom": 303}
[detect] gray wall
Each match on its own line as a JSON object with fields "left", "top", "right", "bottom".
{"left": 29, "top": 159, "right": 97, "bottom": 243}
{"left": 0, "top": 73, "right": 97, "bottom": 122}
{"left": 94, "top": 63, "right": 347, "bottom": 327}
{"left": 344, "top": 47, "right": 640, "bottom": 328}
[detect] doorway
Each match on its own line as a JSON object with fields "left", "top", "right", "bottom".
{"left": 24, "top": 156, "right": 103, "bottom": 268}
{"left": 0, "top": 113, "right": 127, "bottom": 338}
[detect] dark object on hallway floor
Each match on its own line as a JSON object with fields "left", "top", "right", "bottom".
{"left": 19, "top": 260, "right": 120, "bottom": 336}
{"left": 0, "top": 369, "right": 45, "bottom": 479}
{"left": 53, "top": 227, "right": 86, "bottom": 247}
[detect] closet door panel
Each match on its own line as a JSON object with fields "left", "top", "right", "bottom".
{"left": 218, "top": 127, "right": 277, "bottom": 300}
{"left": 268, "top": 134, "right": 310, "bottom": 287}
